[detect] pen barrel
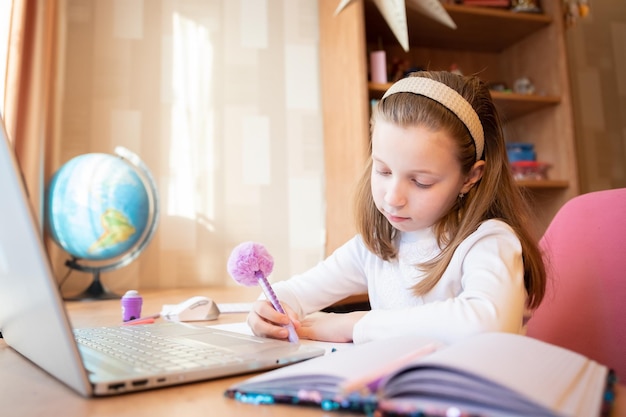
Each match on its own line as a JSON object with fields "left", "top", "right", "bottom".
{"left": 257, "top": 274, "right": 299, "bottom": 344}
{"left": 283, "top": 322, "right": 299, "bottom": 344}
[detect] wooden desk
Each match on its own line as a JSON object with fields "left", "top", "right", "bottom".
{"left": 1, "top": 287, "right": 625, "bottom": 417}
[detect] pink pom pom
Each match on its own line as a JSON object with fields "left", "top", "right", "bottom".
{"left": 227, "top": 241, "right": 274, "bottom": 286}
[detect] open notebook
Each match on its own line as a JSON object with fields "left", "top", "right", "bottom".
{"left": 0, "top": 116, "right": 324, "bottom": 397}
{"left": 226, "top": 332, "right": 615, "bottom": 417}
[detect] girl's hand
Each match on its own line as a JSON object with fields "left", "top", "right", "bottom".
{"left": 246, "top": 300, "right": 300, "bottom": 341}
{"left": 297, "top": 311, "right": 367, "bottom": 343}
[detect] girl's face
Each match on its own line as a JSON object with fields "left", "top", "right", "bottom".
{"left": 370, "top": 119, "right": 470, "bottom": 232}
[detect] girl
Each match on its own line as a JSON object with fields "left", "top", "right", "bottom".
{"left": 247, "top": 71, "right": 546, "bottom": 344}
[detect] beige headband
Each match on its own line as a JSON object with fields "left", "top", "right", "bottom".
{"left": 382, "top": 77, "right": 485, "bottom": 160}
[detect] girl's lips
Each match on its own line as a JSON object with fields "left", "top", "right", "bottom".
{"left": 389, "top": 216, "right": 408, "bottom": 223}
{"left": 385, "top": 212, "right": 409, "bottom": 223}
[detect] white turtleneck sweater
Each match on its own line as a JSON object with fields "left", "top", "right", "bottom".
{"left": 271, "top": 219, "right": 528, "bottom": 344}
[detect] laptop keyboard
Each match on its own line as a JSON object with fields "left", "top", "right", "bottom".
{"left": 74, "top": 326, "right": 244, "bottom": 373}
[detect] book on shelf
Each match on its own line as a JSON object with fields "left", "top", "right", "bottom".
{"left": 225, "top": 332, "right": 614, "bottom": 417}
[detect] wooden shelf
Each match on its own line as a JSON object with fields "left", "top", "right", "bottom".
{"left": 369, "top": 83, "right": 560, "bottom": 120}
{"left": 320, "top": 0, "right": 578, "bottom": 249}
{"left": 368, "top": 82, "right": 391, "bottom": 97}
{"left": 490, "top": 91, "right": 560, "bottom": 119}
{"left": 517, "top": 179, "right": 570, "bottom": 189}
{"left": 364, "top": 2, "right": 552, "bottom": 52}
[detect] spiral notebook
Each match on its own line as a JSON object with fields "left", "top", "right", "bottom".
{"left": 0, "top": 115, "right": 324, "bottom": 397}
{"left": 226, "top": 332, "right": 615, "bottom": 417}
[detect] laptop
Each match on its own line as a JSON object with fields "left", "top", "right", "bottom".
{"left": 0, "top": 115, "right": 324, "bottom": 397}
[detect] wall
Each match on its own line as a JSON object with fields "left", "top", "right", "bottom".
{"left": 54, "top": 0, "right": 325, "bottom": 296}
{"left": 565, "top": 0, "right": 626, "bottom": 192}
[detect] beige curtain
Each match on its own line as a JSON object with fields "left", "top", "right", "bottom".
{"left": 4, "top": 1, "right": 326, "bottom": 296}
{"left": 4, "top": 0, "right": 60, "bottom": 225}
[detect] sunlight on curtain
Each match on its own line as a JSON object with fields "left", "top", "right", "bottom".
{"left": 169, "top": 12, "right": 215, "bottom": 226}
{"left": 0, "top": 0, "right": 14, "bottom": 116}
{"left": 54, "top": 1, "right": 325, "bottom": 291}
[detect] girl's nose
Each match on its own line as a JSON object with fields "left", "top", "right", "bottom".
{"left": 384, "top": 180, "right": 406, "bottom": 207}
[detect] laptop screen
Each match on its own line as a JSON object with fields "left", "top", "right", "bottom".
{"left": 0, "top": 116, "right": 92, "bottom": 396}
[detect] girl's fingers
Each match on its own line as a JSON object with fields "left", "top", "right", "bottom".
{"left": 247, "top": 300, "right": 293, "bottom": 340}
{"left": 255, "top": 300, "right": 291, "bottom": 325}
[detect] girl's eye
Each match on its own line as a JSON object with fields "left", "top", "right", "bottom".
{"left": 412, "top": 179, "right": 433, "bottom": 189}
{"left": 375, "top": 169, "right": 391, "bottom": 176}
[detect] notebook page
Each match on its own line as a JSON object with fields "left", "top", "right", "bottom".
{"left": 208, "top": 321, "right": 354, "bottom": 354}
{"left": 227, "top": 335, "right": 441, "bottom": 396}
{"left": 384, "top": 369, "right": 549, "bottom": 414}
{"left": 556, "top": 363, "right": 609, "bottom": 416}
{"left": 398, "top": 333, "right": 607, "bottom": 417}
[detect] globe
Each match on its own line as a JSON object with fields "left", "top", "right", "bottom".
{"left": 45, "top": 147, "right": 158, "bottom": 300}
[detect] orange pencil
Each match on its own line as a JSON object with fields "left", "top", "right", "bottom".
{"left": 122, "top": 313, "right": 160, "bottom": 326}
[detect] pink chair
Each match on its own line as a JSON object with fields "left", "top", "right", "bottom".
{"left": 526, "top": 188, "right": 626, "bottom": 381}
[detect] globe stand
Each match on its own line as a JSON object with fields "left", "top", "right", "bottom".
{"left": 63, "top": 258, "right": 120, "bottom": 300}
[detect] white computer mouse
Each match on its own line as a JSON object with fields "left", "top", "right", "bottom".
{"left": 161, "top": 296, "right": 220, "bottom": 322}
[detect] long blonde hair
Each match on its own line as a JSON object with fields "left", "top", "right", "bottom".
{"left": 354, "top": 71, "right": 546, "bottom": 309}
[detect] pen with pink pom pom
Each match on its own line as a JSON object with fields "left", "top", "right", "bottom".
{"left": 227, "top": 241, "right": 299, "bottom": 344}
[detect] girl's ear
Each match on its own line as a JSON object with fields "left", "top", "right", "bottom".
{"left": 461, "top": 160, "right": 485, "bottom": 194}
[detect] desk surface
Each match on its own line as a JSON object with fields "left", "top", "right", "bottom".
{"left": 1, "top": 286, "right": 624, "bottom": 417}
